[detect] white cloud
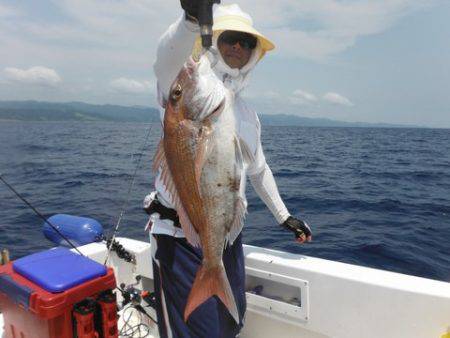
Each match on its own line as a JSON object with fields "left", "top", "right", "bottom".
{"left": 323, "top": 92, "right": 354, "bottom": 106}
{"left": 4, "top": 66, "right": 61, "bottom": 86}
{"left": 252, "top": 88, "right": 354, "bottom": 110}
{"left": 265, "top": 90, "right": 283, "bottom": 99}
{"left": 110, "top": 78, "right": 153, "bottom": 94}
{"left": 290, "top": 89, "right": 317, "bottom": 105}
{"left": 0, "top": 4, "right": 18, "bottom": 18}
{"left": 241, "top": 89, "right": 282, "bottom": 100}
{"left": 0, "top": 0, "right": 440, "bottom": 109}
{"left": 0, "top": 0, "right": 172, "bottom": 75}
{"left": 239, "top": 0, "right": 434, "bottom": 60}
{"left": 1, "top": 1, "right": 434, "bottom": 67}
{"left": 55, "top": 0, "right": 174, "bottom": 48}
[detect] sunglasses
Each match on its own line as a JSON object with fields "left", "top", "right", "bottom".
{"left": 218, "top": 31, "right": 258, "bottom": 50}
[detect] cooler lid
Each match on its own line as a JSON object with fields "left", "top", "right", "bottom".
{"left": 12, "top": 247, "right": 107, "bottom": 293}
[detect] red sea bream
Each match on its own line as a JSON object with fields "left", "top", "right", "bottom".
{"left": 153, "top": 55, "right": 249, "bottom": 323}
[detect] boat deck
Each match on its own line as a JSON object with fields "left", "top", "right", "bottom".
{"left": 0, "top": 311, "right": 159, "bottom": 338}
{"left": 1, "top": 237, "right": 449, "bottom": 338}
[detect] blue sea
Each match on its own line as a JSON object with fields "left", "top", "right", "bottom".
{"left": 0, "top": 121, "right": 449, "bottom": 282}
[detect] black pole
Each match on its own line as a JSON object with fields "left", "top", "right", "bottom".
{"left": 198, "top": 0, "right": 220, "bottom": 48}
{"left": 0, "top": 175, "right": 84, "bottom": 256}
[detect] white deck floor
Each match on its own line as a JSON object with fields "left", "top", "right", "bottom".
{"left": 1, "top": 238, "right": 449, "bottom": 338}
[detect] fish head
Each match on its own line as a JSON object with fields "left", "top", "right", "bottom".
{"left": 167, "top": 55, "right": 226, "bottom": 122}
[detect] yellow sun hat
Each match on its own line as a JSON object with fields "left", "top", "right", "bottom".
{"left": 192, "top": 4, "right": 275, "bottom": 60}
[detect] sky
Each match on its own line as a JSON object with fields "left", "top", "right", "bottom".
{"left": 0, "top": 0, "right": 449, "bottom": 127}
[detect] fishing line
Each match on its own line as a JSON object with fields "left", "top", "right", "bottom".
{"left": 0, "top": 174, "right": 84, "bottom": 256}
{"left": 198, "top": 46, "right": 219, "bottom": 68}
{"left": 104, "top": 123, "right": 154, "bottom": 265}
{"left": 119, "top": 305, "right": 151, "bottom": 337}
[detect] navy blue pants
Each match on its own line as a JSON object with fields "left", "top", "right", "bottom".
{"left": 152, "top": 234, "right": 246, "bottom": 338}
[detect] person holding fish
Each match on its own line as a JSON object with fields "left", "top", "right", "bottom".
{"left": 144, "top": 2, "right": 312, "bottom": 337}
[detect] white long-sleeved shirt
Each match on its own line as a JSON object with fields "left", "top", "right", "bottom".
{"left": 150, "top": 15, "right": 290, "bottom": 239}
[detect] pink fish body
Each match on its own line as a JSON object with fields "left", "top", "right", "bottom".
{"left": 153, "top": 55, "right": 247, "bottom": 323}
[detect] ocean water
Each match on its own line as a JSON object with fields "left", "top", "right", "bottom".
{"left": 0, "top": 121, "right": 449, "bottom": 282}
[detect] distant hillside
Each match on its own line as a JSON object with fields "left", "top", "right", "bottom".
{"left": 0, "top": 100, "right": 417, "bottom": 128}
{"left": 259, "top": 114, "right": 409, "bottom": 128}
{"left": 0, "top": 101, "right": 160, "bottom": 122}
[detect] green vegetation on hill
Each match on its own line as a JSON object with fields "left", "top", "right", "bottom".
{"left": 0, "top": 101, "right": 160, "bottom": 122}
{"left": 0, "top": 100, "right": 417, "bottom": 128}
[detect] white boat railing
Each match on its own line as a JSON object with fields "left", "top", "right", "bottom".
{"left": 79, "top": 237, "right": 450, "bottom": 338}
{"left": 1, "top": 238, "right": 449, "bottom": 338}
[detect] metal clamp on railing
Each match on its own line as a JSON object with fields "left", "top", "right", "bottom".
{"left": 105, "top": 238, "right": 136, "bottom": 264}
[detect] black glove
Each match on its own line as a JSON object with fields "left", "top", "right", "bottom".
{"left": 280, "top": 216, "right": 312, "bottom": 243}
{"left": 180, "top": 0, "right": 200, "bottom": 20}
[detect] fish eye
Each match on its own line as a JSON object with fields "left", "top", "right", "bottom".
{"left": 172, "top": 84, "right": 182, "bottom": 100}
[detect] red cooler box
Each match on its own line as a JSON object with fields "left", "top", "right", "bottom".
{"left": 0, "top": 247, "right": 117, "bottom": 338}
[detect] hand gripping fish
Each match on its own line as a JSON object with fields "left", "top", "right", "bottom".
{"left": 153, "top": 55, "right": 250, "bottom": 323}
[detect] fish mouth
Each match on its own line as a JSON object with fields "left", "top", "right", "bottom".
{"left": 206, "top": 97, "right": 226, "bottom": 121}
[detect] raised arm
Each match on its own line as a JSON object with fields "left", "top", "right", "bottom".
{"left": 153, "top": 14, "right": 199, "bottom": 103}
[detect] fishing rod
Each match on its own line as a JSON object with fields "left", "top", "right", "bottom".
{"left": 0, "top": 174, "right": 84, "bottom": 256}
{"left": 103, "top": 0, "right": 220, "bottom": 260}
{"left": 104, "top": 123, "right": 154, "bottom": 265}
{"left": 0, "top": 123, "right": 153, "bottom": 262}
{"left": 1, "top": 174, "right": 157, "bottom": 336}
{"left": 2, "top": 0, "right": 216, "bottom": 262}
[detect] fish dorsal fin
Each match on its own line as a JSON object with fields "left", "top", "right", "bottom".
{"left": 152, "top": 140, "right": 201, "bottom": 247}
{"left": 152, "top": 138, "right": 165, "bottom": 174}
{"left": 194, "top": 125, "right": 214, "bottom": 192}
{"left": 191, "top": 97, "right": 225, "bottom": 189}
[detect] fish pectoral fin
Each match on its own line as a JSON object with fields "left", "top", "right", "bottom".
{"left": 194, "top": 126, "right": 214, "bottom": 190}
{"left": 237, "top": 136, "right": 256, "bottom": 165}
{"left": 184, "top": 264, "right": 239, "bottom": 324}
{"left": 233, "top": 136, "right": 244, "bottom": 171}
{"left": 234, "top": 135, "right": 256, "bottom": 171}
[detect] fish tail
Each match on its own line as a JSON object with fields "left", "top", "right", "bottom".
{"left": 184, "top": 264, "right": 239, "bottom": 324}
